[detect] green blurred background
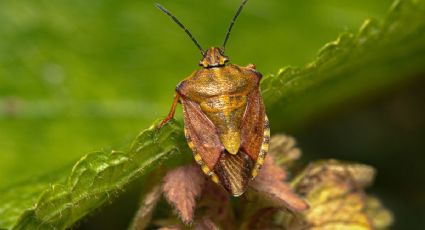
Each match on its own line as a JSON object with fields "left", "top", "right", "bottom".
{"left": 0, "top": 0, "right": 424, "bottom": 229}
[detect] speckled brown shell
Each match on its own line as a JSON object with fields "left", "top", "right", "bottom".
{"left": 177, "top": 61, "right": 270, "bottom": 196}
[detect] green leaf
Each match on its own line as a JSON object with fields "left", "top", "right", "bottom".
{"left": 1, "top": 0, "right": 424, "bottom": 228}
{"left": 0, "top": 180, "right": 58, "bottom": 229}
{"left": 262, "top": 0, "right": 425, "bottom": 131}
{"left": 0, "top": 120, "right": 187, "bottom": 229}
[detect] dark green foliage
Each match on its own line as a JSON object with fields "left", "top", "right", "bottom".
{"left": 263, "top": 0, "right": 425, "bottom": 130}
{"left": 1, "top": 121, "right": 187, "bottom": 229}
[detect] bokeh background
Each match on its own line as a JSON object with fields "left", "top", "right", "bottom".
{"left": 0, "top": 0, "right": 424, "bottom": 229}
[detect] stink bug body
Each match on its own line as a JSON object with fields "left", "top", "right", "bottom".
{"left": 157, "top": 0, "right": 269, "bottom": 196}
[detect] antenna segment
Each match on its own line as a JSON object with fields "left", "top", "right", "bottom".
{"left": 155, "top": 3, "right": 205, "bottom": 55}
{"left": 222, "top": 0, "right": 249, "bottom": 51}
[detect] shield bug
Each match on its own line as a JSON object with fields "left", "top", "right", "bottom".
{"left": 157, "top": 0, "right": 269, "bottom": 197}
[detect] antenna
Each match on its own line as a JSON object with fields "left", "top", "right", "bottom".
{"left": 155, "top": 3, "right": 205, "bottom": 55}
{"left": 222, "top": 0, "right": 249, "bottom": 52}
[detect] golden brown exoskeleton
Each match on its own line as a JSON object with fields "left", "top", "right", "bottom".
{"left": 157, "top": 0, "right": 269, "bottom": 196}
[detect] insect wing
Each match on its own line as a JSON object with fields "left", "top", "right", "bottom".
{"left": 240, "top": 88, "right": 269, "bottom": 178}
{"left": 181, "top": 98, "right": 223, "bottom": 183}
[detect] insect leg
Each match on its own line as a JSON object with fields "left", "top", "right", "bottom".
{"left": 158, "top": 94, "right": 180, "bottom": 129}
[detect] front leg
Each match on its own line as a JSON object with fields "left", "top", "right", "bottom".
{"left": 158, "top": 93, "right": 180, "bottom": 129}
